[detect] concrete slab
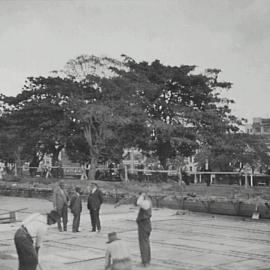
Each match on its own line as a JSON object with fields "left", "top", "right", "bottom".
{"left": 0, "top": 196, "right": 270, "bottom": 270}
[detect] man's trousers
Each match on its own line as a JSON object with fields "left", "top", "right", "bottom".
{"left": 138, "top": 220, "right": 151, "bottom": 265}
{"left": 14, "top": 226, "right": 38, "bottom": 270}
{"left": 72, "top": 214, "right": 81, "bottom": 232}
{"left": 57, "top": 205, "right": 68, "bottom": 231}
{"left": 89, "top": 208, "right": 101, "bottom": 231}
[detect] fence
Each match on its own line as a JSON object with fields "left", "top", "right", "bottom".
{"left": 1, "top": 164, "right": 270, "bottom": 187}
{"left": 125, "top": 168, "right": 270, "bottom": 187}
{"left": 0, "top": 164, "right": 120, "bottom": 181}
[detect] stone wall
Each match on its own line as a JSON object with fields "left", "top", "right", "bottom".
{"left": 0, "top": 185, "right": 269, "bottom": 219}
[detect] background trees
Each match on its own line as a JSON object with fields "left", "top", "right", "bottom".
{"left": 195, "top": 133, "right": 270, "bottom": 172}
{"left": 1, "top": 54, "right": 268, "bottom": 178}
{"left": 66, "top": 75, "right": 149, "bottom": 179}
{"left": 0, "top": 77, "right": 83, "bottom": 172}
{"left": 0, "top": 58, "right": 149, "bottom": 178}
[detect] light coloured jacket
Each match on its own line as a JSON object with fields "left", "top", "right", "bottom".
{"left": 53, "top": 186, "right": 69, "bottom": 210}
{"left": 22, "top": 213, "right": 47, "bottom": 248}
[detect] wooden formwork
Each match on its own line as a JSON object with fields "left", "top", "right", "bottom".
{"left": 0, "top": 208, "right": 27, "bottom": 223}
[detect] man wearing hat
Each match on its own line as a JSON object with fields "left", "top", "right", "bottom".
{"left": 87, "top": 182, "right": 103, "bottom": 232}
{"left": 136, "top": 193, "right": 152, "bottom": 267}
{"left": 104, "top": 232, "right": 132, "bottom": 270}
{"left": 14, "top": 211, "right": 59, "bottom": 270}
{"left": 69, "top": 186, "right": 82, "bottom": 232}
{"left": 53, "top": 179, "right": 69, "bottom": 231}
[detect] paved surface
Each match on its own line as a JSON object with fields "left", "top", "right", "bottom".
{"left": 0, "top": 196, "right": 270, "bottom": 270}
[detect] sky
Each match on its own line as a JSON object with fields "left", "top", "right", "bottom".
{"left": 0, "top": 0, "right": 270, "bottom": 123}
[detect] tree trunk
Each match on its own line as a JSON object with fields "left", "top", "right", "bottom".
{"left": 14, "top": 146, "right": 23, "bottom": 177}
{"left": 89, "top": 156, "right": 97, "bottom": 180}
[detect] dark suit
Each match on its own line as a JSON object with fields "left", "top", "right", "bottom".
{"left": 14, "top": 226, "right": 38, "bottom": 270}
{"left": 87, "top": 188, "right": 103, "bottom": 231}
{"left": 69, "top": 192, "right": 82, "bottom": 232}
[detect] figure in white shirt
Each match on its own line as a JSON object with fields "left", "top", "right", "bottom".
{"left": 104, "top": 232, "right": 132, "bottom": 270}
{"left": 14, "top": 211, "right": 59, "bottom": 270}
{"left": 136, "top": 193, "right": 152, "bottom": 267}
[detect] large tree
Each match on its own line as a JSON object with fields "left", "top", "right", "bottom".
{"left": 2, "top": 54, "right": 262, "bottom": 179}
{"left": 55, "top": 55, "right": 150, "bottom": 179}
{"left": 0, "top": 77, "right": 86, "bottom": 170}
{"left": 114, "top": 57, "right": 241, "bottom": 168}
{"left": 66, "top": 73, "right": 149, "bottom": 179}
{"left": 0, "top": 71, "right": 149, "bottom": 179}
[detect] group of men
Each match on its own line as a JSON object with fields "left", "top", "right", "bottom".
{"left": 52, "top": 180, "right": 103, "bottom": 233}
{"left": 14, "top": 179, "right": 152, "bottom": 270}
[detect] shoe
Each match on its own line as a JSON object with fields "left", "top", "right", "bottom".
{"left": 97, "top": 229, "right": 101, "bottom": 233}
{"left": 141, "top": 262, "right": 150, "bottom": 267}
{"left": 91, "top": 229, "right": 96, "bottom": 232}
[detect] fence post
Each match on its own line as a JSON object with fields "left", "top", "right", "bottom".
{"left": 14, "top": 164, "right": 18, "bottom": 177}
{"left": 210, "top": 174, "right": 214, "bottom": 184}
{"left": 194, "top": 173, "right": 197, "bottom": 184}
{"left": 124, "top": 165, "right": 129, "bottom": 183}
{"left": 250, "top": 173, "right": 253, "bottom": 187}
{"left": 245, "top": 173, "right": 249, "bottom": 188}
{"left": 178, "top": 167, "right": 182, "bottom": 186}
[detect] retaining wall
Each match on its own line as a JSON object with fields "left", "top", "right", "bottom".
{"left": 0, "top": 185, "right": 269, "bottom": 219}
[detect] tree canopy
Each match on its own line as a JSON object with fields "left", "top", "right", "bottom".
{"left": 114, "top": 57, "right": 242, "bottom": 168}
{"left": 1, "top": 54, "right": 268, "bottom": 178}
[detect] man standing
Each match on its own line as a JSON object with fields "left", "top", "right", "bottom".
{"left": 136, "top": 193, "right": 152, "bottom": 267}
{"left": 53, "top": 180, "right": 69, "bottom": 231}
{"left": 69, "top": 186, "right": 82, "bottom": 232}
{"left": 104, "top": 232, "right": 132, "bottom": 270}
{"left": 14, "top": 211, "right": 58, "bottom": 270}
{"left": 87, "top": 182, "right": 103, "bottom": 232}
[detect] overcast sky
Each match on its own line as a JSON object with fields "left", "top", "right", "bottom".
{"left": 0, "top": 0, "right": 270, "bottom": 122}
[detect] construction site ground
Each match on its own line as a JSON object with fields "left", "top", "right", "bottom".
{"left": 0, "top": 195, "right": 270, "bottom": 270}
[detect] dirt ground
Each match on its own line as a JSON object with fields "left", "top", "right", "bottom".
{"left": 0, "top": 196, "right": 270, "bottom": 270}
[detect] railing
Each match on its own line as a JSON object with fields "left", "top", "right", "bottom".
{"left": 0, "top": 165, "right": 120, "bottom": 181}
{"left": 1, "top": 165, "right": 270, "bottom": 187}
{"left": 125, "top": 168, "right": 270, "bottom": 187}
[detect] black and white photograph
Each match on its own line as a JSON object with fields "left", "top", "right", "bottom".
{"left": 0, "top": 1, "right": 270, "bottom": 269}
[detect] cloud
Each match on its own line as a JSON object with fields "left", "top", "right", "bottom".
{"left": 179, "top": 0, "right": 270, "bottom": 46}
